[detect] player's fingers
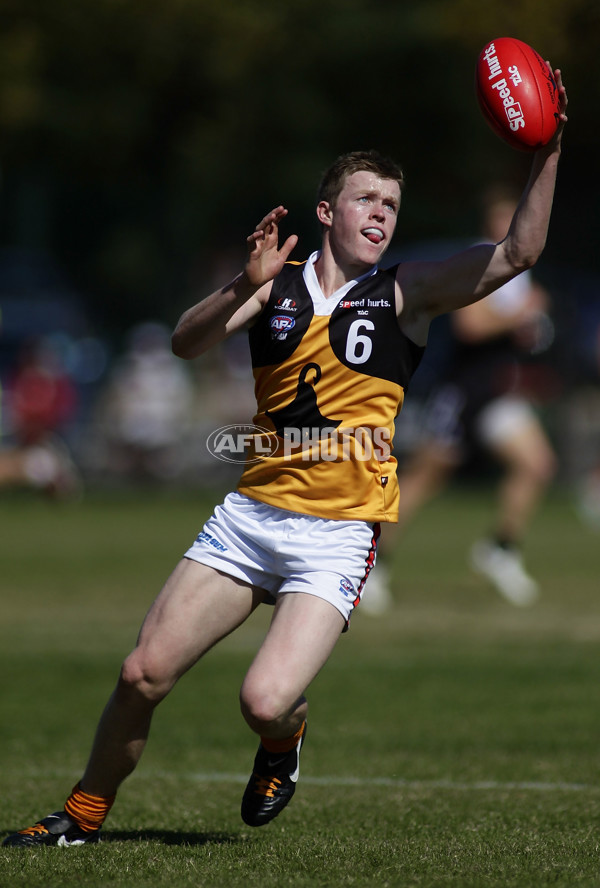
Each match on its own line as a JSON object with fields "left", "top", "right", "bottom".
{"left": 553, "top": 71, "right": 568, "bottom": 118}
{"left": 246, "top": 230, "right": 266, "bottom": 252}
{"left": 551, "top": 66, "right": 566, "bottom": 97}
{"left": 254, "top": 206, "right": 288, "bottom": 232}
{"left": 279, "top": 234, "right": 299, "bottom": 262}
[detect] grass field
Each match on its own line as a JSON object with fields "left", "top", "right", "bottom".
{"left": 1, "top": 484, "right": 600, "bottom": 887}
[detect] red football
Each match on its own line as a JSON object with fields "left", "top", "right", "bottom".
{"left": 475, "top": 38, "right": 560, "bottom": 151}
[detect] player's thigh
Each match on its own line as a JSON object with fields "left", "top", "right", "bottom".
{"left": 488, "top": 417, "right": 556, "bottom": 479}
{"left": 478, "top": 397, "right": 556, "bottom": 477}
{"left": 240, "top": 591, "right": 345, "bottom": 716}
{"left": 133, "top": 558, "right": 266, "bottom": 685}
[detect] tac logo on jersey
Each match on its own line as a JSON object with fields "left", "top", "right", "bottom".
{"left": 270, "top": 315, "right": 296, "bottom": 340}
{"left": 275, "top": 297, "right": 297, "bottom": 312}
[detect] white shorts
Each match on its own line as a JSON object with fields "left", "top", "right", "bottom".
{"left": 184, "top": 492, "right": 379, "bottom": 626}
{"left": 476, "top": 395, "right": 537, "bottom": 447}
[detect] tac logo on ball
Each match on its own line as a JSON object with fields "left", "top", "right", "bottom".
{"left": 475, "top": 37, "right": 560, "bottom": 151}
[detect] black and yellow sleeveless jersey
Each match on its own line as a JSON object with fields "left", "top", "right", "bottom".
{"left": 237, "top": 253, "right": 425, "bottom": 522}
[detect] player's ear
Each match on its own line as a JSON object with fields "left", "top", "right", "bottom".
{"left": 316, "top": 200, "right": 333, "bottom": 228}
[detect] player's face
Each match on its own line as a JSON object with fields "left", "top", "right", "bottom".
{"left": 320, "top": 170, "right": 401, "bottom": 268}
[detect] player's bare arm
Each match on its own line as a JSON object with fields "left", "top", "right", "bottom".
{"left": 395, "top": 68, "right": 567, "bottom": 346}
{"left": 172, "top": 206, "right": 298, "bottom": 360}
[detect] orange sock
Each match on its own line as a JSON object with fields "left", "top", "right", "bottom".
{"left": 261, "top": 721, "right": 305, "bottom": 754}
{"left": 64, "top": 782, "right": 116, "bottom": 833}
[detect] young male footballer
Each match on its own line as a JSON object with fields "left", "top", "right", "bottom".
{"left": 4, "top": 69, "right": 567, "bottom": 846}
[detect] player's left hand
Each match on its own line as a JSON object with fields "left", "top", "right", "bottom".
{"left": 544, "top": 65, "right": 568, "bottom": 150}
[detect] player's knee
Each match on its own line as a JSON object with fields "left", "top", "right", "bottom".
{"left": 119, "top": 650, "right": 174, "bottom": 704}
{"left": 542, "top": 450, "right": 559, "bottom": 484}
{"left": 239, "top": 682, "right": 290, "bottom": 731}
{"left": 528, "top": 449, "right": 558, "bottom": 486}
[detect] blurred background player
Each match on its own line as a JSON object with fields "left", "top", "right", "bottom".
{"left": 89, "top": 322, "right": 196, "bottom": 484}
{"left": 366, "top": 188, "right": 558, "bottom": 613}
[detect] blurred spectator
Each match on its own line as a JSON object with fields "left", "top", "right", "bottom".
{"left": 579, "top": 468, "right": 600, "bottom": 528}
{"left": 0, "top": 337, "right": 82, "bottom": 499}
{"left": 88, "top": 321, "right": 196, "bottom": 483}
{"left": 576, "top": 321, "right": 600, "bottom": 528}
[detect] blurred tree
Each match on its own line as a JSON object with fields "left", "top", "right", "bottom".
{"left": 0, "top": 0, "right": 595, "bottom": 334}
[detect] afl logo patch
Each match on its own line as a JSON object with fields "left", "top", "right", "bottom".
{"left": 339, "top": 577, "right": 355, "bottom": 598}
{"left": 270, "top": 315, "right": 296, "bottom": 340}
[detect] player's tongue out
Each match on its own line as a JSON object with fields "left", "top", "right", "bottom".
{"left": 362, "top": 228, "right": 383, "bottom": 244}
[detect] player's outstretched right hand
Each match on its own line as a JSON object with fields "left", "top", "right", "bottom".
{"left": 244, "top": 206, "right": 298, "bottom": 288}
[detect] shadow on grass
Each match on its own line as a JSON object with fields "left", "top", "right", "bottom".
{"left": 101, "top": 830, "right": 246, "bottom": 847}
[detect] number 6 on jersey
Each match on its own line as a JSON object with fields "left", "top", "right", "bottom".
{"left": 345, "top": 319, "right": 374, "bottom": 364}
